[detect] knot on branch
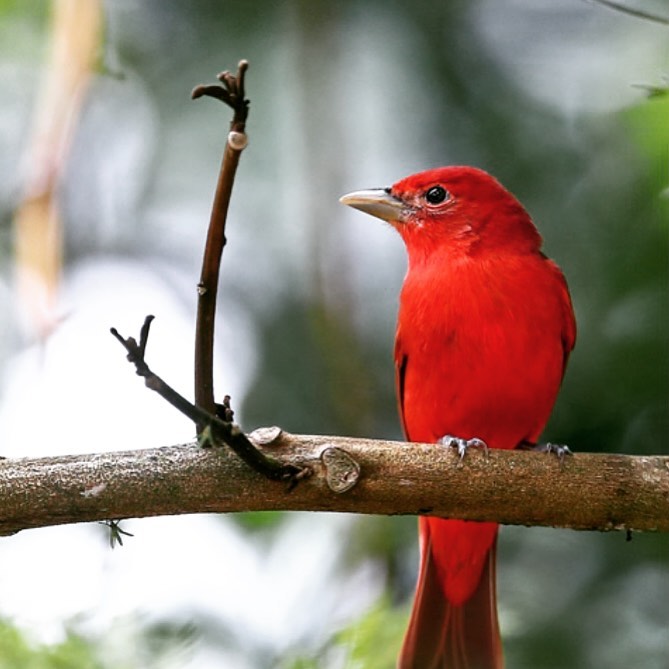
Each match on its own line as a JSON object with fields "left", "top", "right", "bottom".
{"left": 321, "top": 447, "right": 361, "bottom": 493}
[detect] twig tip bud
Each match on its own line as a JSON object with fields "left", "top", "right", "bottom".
{"left": 191, "top": 85, "right": 205, "bottom": 100}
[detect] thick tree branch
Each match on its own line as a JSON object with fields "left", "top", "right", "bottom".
{"left": 1, "top": 431, "right": 667, "bottom": 536}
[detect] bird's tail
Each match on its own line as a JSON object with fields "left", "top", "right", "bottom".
{"left": 398, "top": 518, "right": 504, "bottom": 669}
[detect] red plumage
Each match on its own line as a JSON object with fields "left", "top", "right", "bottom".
{"left": 342, "top": 167, "right": 575, "bottom": 669}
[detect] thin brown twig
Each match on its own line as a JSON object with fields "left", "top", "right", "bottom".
{"left": 111, "top": 66, "right": 309, "bottom": 487}
{"left": 585, "top": 0, "right": 669, "bottom": 25}
{"left": 192, "top": 60, "right": 250, "bottom": 424}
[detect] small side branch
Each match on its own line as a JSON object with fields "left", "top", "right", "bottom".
{"left": 192, "top": 61, "right": 250, "bottom": 420}
{"left": 110, "top": 318, "right": 305, "bottom": 485}
{"left": 586, "top": 0, "right": 669, "bottom": 25}
{"left": 0, "top": 434, "right": 667, "bottom": 535}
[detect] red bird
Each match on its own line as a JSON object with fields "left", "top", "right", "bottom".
{"left": 341, "top": 167, "right": 576, "bottom": 669}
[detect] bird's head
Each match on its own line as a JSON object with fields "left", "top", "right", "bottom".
{"left": 340, "top": 166, "right": 542, "bottom": 261}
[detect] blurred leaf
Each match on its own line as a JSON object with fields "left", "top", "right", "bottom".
{"left": 624, "top": 93, "right": 669, "bottom": 195}
{"left": 0, "top": 0, "right": 47, "bottom": 19}
{"left": 632, "top": 82, "right": 669, "bottom": 100}
{"left": 233, "top": 510, "right": 287, "bottom": 533}
{"left": 333, "top": 598, "right": 407, "bottom": 669}
{"left": 0, "top": 618, "right": 104, "bottom": 669}
{"left": 279, "top": 598, "right": 407, "bottom": 669}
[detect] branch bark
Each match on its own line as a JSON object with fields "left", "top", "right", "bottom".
{"left": 1, "top": 431, "right": 667, "bottom": 536}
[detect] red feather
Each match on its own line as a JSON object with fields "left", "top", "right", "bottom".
{"left": 342, "top": 167, "right": 576, "bottom": 668}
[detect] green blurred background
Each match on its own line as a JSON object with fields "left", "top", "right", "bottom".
{"left": 0, "top": 1, "right": 667, "bottom": 667}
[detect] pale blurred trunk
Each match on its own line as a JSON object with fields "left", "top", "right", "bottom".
{"left": 13, "top": 0, "right": 102, "bottom": 339}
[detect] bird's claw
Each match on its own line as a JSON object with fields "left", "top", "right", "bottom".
{"left": 542, "top": 442, "right": 572, "bottom": 461}
{"left": 519, "top": 440, "right": 573, "bottom": 467}
{"left": 438, "top": 435, "right": 488, "bottom": 461}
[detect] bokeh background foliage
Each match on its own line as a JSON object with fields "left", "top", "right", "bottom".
{"left": 0, "top": 1, "right": 667, "bottom": 668}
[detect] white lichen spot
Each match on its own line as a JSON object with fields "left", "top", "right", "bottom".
{"left": 81, "top": 483, "right": 107, "bottom": 498}
{"left": 228, "top": 131, "right": 248, "bottom": 151}
{"left": 249, "top": 425, "right": 283, "bottom": 446}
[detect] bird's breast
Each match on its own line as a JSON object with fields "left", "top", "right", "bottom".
{"left": 396, "top": 253, "right": 567, "bottom": 449}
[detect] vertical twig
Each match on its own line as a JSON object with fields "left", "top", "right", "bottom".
{"left": 114, "top": 63, "right": 309, "bottom": 485}
{"left": 191, "top": 61, "right": 250, "bottom": 425}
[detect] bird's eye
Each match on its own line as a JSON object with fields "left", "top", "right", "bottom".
{"left": 425, "top": 186, "right": 449, "bottom": 205}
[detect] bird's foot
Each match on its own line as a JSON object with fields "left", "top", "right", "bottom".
{"left": 519, "top": 440, "right": 573, "bottom": 466}
{"left": 438, "top": 434, "right": 488, "bottom": 461}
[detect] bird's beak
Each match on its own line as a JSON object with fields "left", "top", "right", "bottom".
{"left": 339, "top": 188, "right": 409, "bottom": 223}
